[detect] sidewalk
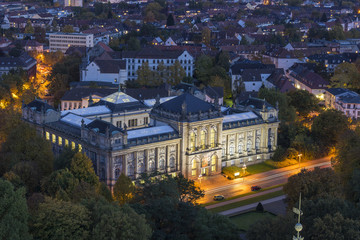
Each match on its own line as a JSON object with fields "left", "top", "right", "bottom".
{"left": 198, "top": 156, "right": 331, "bottom": 192}
{"left": 206, "top": 187, "right": 283, "bottom": 209}
{"left": 219, "top": 195, "right": 286, "bottom": 216}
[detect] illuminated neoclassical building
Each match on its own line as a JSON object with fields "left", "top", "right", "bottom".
{"left": 22, "top": 91, "right": 279, "bottom": 187}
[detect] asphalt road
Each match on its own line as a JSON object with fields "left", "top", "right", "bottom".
{"left": 199, "top": 157, "right": 331, "bottom": 204}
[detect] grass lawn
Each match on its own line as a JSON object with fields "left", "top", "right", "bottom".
{"left": 209, "top": 189, "right": 284, "bottom": 213}
{"left": 230, "top": 211, "right": 276, "bottom": 232}
{"left": 246, "top": 162, "right": 276, "bottom": 175}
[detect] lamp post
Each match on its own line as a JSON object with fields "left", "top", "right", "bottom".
{"left": 292, "top": 193, "right": 304, "bottom": 240}
{"left": 198, "top": 174, "right": 202, "bottom": 188}
{"left": 242, "top": 163, "right": 247, "bottom": 177}
{"left": 297, "top": 154, "right": 302, "bottom": 172}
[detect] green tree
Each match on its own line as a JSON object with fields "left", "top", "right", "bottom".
{"left": 168, "top": 60, "right": 186, "bottom": 85}
{"left": 311, "top": 109, "right": 349, "bottom": 149}
{"left": 84, "top": 198, "right": 152, "bottom": 240}
{"left": 287, "top": 89, "right": 319, "bottom": 117}
{"left": 201, "top": 27, "right": 211, "bottom": 46}
{"left": 0, "top": 180, "right": 31, "bottom": 240}
{"left": 258, "top": 87, "right": 296, "bottom": 123}
{"left": 54, "top": 146, "right": 77, "bottom": 170}
{"left": 136, "top": 62, "right": 161, "bottom": 87}
{"left": 194, "top": 55, "right": 213, "bottom": 84}
{"left": 113, "top": 174, "right": 135, "bottom": 205}
{"left": 24, "top": 20, "right": 34, "bottom": 34}
{"left": 62, "top": 25, "right": 74, "bottom": 33}
{"left": 70, "top": 153, "right": 99, "bottom": 186}
{"left": 215, "top": 51, "right": 230, "bottom": 72}
{"left": 41, "top": 168, "right": 79, "bottom": 200}
{"left": 0, "top": 122, "right": 53, "bottom": 179}
{"left": 320, "top": 12, "right": 328, "bottom": 22}
{"left": 174, "top": 173, "right": 204, "bottom": 203}
{"left": 127, "top": 37, "right": 141, "bottom": 51}
{"left": 283, "top": 168, "right": 343, "bottom": 208}
{"left": 31, "top": 198, "right": 90, "bottom": 240}
{"left": 166, "top": 13, "right": 175, "bottom": 26}
{"left": 330, "top": 62, "right": 360, "bottom": 89}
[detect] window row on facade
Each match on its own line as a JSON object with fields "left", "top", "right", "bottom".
{"left": 46, "top": 131, "right": 82, "bottom": 152}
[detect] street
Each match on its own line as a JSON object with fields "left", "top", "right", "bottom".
{"left": 197, "top": 156, "right": 332, "bottom": 204}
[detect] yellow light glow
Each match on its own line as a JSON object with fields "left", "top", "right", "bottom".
{"left": 11, "top": 93, "right": 19, "bottom": 99}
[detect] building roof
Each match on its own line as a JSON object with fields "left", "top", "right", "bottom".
{"left": 144, "top": 96, "right": 176, "bottom": 107}
{"left": 61, "top": 106, "right": 111, "bottom": 117}
{"left": 101, "top": 91, "right": 138, "bottom": 104}
{"left": 223, "top": 111, "right": 259, "bottom": 123}
{"left": 61, "top": 87, "right": 117, "bottom": 101}
{"left": 127, "top": 125, "right": 176, "bottom": 139}
{"left": 239, "top": 97, "right": 274, "bottom": 111}
{"left": 60, "top": 113, "right": 92, "bottom": 127}
{"left": 25, "top": 99, "right": 55, "bottom": 112}
{"left": 157, "top": 93, "right": 217, "bottom": 114}
{"left": 94, "top": 59, "right": 126, "bottom": 73}
{"left": 86, "top": 119, "right": 122, "bottom": 135}
{"left": 326, "top": 88, "right": 354, "bottom": 96}
{"left": 0, "top": 52, "right": 36, "bottom": 69}
{"left": 122, "top": 47, "right": 188, "bottom": 59}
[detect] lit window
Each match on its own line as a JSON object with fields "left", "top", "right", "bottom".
{"left": 200, "top": 130, "right": 206, "bottom": 149}
{"left": 65, "top": 139, "right": 69, "bottom": 146}
{"left": 46, "top": 132, "right": 50, "bottom": 140}
{"left": 78, "top": 144, "right": 82, "bottom": 152}
{"left": 210, "top": 128, "right": 216, "bottom": 147}
{"left": 58, "top": 136, "right": 62, "bottom": 146}
{"left": 211, "top": 165, "right": 216, "bottom": 172}
{"left": 190, "top": 132, "right": 196, "bottom": 151}
{"left": 52, "top": 134, "right": 56, "bottom": 143}
{"left": 71, "top": 142, "right": 75, "bottom": 150}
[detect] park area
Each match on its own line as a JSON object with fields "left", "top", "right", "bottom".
{"left": 230, "top": 211, "right": 277, "bottom": 232}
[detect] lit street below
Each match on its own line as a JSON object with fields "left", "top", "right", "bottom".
{"left": 197, "top": 157, "right": 332, "bottom": 204}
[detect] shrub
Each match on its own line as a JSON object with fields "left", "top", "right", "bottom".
{"left": 256, "top": 202, "right": 264, "bottom": 212}
{"left": 222, "top": 166, "right": 244, "bottom": 180}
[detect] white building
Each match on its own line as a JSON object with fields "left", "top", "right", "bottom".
{"left": 49, "top": 33, "right": 94, "bottom": 53}
{"left": 123, "top": 48, "right": 194, "bottom": 80}
{"left": 82, "top": 60, "right": 127, "bottom": 84}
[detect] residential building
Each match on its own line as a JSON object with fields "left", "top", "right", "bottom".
{"left": 123, "top": 48, "right": 194, "bottom": 80}
{"left": 0, "top": 52, "right": 37, "bottom": 78}
{"left": 82, "top": 59, "right": 127, "bottom": 84}
{"left": 22, "top": 91, "right": 279, "bottom": 188}
{"left": 49, "top": 33, "right": 94, "bottom": 53}
{"left": 324, "top": 88, "right": 357, "bottom": 109}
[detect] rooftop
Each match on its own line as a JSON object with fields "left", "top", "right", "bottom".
{"left": 223, "top": 111, "right": 259, "bottom": 123}
{"left": 101, "top": 91, "right": 139, "bottom": 104}
{"left": 61, "top": 106, "right": 111, "bottom": 117}
{"left": 127, "top": 125, "right": 176, "bottom": 139}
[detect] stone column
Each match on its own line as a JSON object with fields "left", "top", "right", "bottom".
{"left": 134, "top": 152, "right": 138, "bottom": 179}
{"left": 166, "top": 146, "right": 170, "bottom": 173}
{"left": 124, "top": 155, "right": 128, "bottom": 177}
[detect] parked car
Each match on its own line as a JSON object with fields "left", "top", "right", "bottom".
{"left": 213, "top": 195, "right": 225, "bottom": 201}
{"left": 251, "top": 186, "right": 261, "bottom": 191}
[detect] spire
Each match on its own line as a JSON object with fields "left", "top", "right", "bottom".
{"left": 88, "top": 95, "right": 94, "bottom": 106}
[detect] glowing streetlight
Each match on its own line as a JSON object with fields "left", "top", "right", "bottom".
{"left": 297, "top": 154, "right": 302, "bottom": 171}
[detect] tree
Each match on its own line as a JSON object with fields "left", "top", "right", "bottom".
{"left": 41, "top": 168, "right": 79, "bottom": 200}
{"left": 31, "top": 198, "right": 90, "bottom": 240}
{"left": 0, "top": 122, "right": 53, "bottom": 179}
{"left": 136, "top": 62, "right": 161, "bottom": 87}
{"left": 24, "top": 20, "right": 34, "bottom": 34}
{"left": 168, "top": 60, "right": 186, "bottom": 85}
{"left": 194, "top": 55, "right": 213, "bottom": 84}
{"left": 201, "top": 27, "right": 211, "bottom": 46}
{"left": 113, "top": 174, "right": 136, "bottom": 205}
{"left": 0, "top": 180, "right": 31, "bottom": 240}
{"left": 283, "top": 168, "right": 343, "bottom": 208}
{"left": 287, "top": 89, "right": 319, "bottom": 117}
{"left": 62, "top": 25, "right": 74, "bottom": 33}
{"left": 70, "top": 153, "right": 99, "bottom": 186}
{"left": 174, "top": 173, "right": 204, "bottom": 203}
{"left": 54, "top": 146, "right": 77, "bottom": 170}
{"left": 320, "top": 12, "right": 328, "bottom": 22}
{"left": 311, "top": 109, "right": 349, "bottom": 149}
{"left": 256, "top": 202, "right": 264, "bottom": 212}
{"left": 84, "top": 198, "right": 152, "bottom": 240}
{"left": 166, "top": 13, "right": 175, "bottom": 26}
{"left": 311, "top": 212, "right": 360, "bottom": 239}
{"left": 127, "top": 37, "right": 141, "bottom": 51}
{"left": 215, "top": 51, "right": 230, "bottom": 72}
{"left": 258, "top": 87, "right": 296, "bottom": 123}
{"left": 330, "top": 62, "right": 360, "bottom": 89}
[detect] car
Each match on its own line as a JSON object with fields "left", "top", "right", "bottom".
{"left": 213, "top": 195, "right": 225, "bottom": 201}
{"left": 251, "top": 186, "right": 261, "bottom": 191}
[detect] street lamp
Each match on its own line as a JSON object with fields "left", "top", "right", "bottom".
{"left": 198, "top": 174, "right": 202, "bottom": 188}
{"left": 297, "top": 154, "right": 302, "bottom": 171}
{"left": 242, "top": 163, "right": 247, "bottom": 177}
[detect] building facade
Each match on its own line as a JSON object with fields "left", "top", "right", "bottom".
{"left": 49, "top": 33, "right": 94, "bottom": 53}
{"left": 22, "top": 92, "right": 279, "bottom": 188}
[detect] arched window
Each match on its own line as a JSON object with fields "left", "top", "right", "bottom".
{"left": 238, "top": 141, "right": 244, "bottom": 153}
{"left": 210, "top": 128, "right": 216, "bottom": 147}
{"left": 169, "top": 156, "right": 175, "bottom": 168}
{"left": 159, "top": 158, "right": 165, "bottom": 170}
{"left": 200, "top": 130, "right": 206, "bottom": 150}
{"left": 115, "top": 168, "right": 120, "bottom": 179}
{"left": 190, "top": 131, "right": 196, "bottom": 151}
{"left": 255, "top": 138, "right": 260, "bottom": 150}
{"left": 149, "top": 159, "right": 155, "bottom": 171}
{"left": 138, "top": 162, "right": 145, "bottom": 174}
{"left": 229, "top": 143, "right": 235, "bottom": 155}
{"left": 211, "top": 155, "right": 217, "bottom": 172}
{"left": 191, "top": 159, "right": 197, "bottom": 176}
{"left": 247, "top": 139, "right": 252, "bottom": 152}
{"left": 127, "top": 165, "right": 134, "bottom": 176}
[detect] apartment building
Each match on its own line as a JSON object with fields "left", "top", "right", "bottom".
{"left": 49, "top": 33, "right": 93, "bottom": 53}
